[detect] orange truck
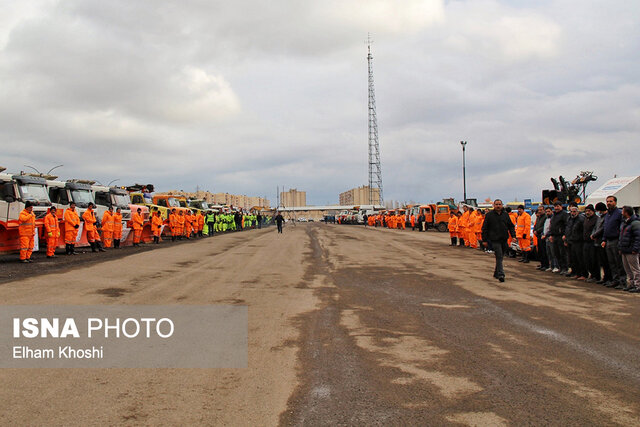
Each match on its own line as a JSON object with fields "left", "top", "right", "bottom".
{"left": 417, "top": 203, "right": 457, "bottom": 232}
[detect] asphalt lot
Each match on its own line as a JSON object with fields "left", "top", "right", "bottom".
{"left": 1, "top": 223, "right": 639, "bottom": 426}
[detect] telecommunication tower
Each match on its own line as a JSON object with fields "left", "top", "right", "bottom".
{"left": 367, "top": 35, "right": 383, "bottom": 205}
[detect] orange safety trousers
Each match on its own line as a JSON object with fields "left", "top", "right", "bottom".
{"left": 103, "top": 231, "right": 113, "bottom": 248}
{"left": 20, "top": 236, "right": 34, "bottom": 260}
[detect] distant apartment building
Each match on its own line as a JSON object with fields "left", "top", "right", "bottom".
{"left": 339, "top": 185, "right": 380, "bottom": 205}
{"left": 280, "top": 188, "right": 306, "bottom": 207}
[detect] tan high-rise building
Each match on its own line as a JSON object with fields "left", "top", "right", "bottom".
{"left": 280, "top": 188, "right": 306, "bottom": 207}
{"left": 339, "top": 185, "right": 380, "bottom": 205}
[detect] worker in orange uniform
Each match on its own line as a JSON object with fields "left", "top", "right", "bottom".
{"left": 44, "top": 206, "right": 60, "bottom": 258}
{"left": 398, "top": 213, "right": 406, "bottom": 230}
{"left": 476, "top": 210, "right": 485, "bottom": 251}
{"left": 184, "top": 210, "right": 193, "bottom": 239}
{"left": 101, "top": 206, "right": 115, "bottom": 248}
{"left": 176, "top": 210, "right": 185, "bottom": 240}
{"left": 448, "top": 211, "right": 458, "bottom": 246}
{"left": 64, "top": 201, "right": 80, "bottom": 255}
{"left": 83, "top": 203, "right": 105, "bottom": 252}
{"left": 516, "top": 205, "right": 532, "bottom": 263}
{"left": 113, "top": 207, "right": 123, "bottom": 248}
{"left": 132, "top": 207, "right": 144, "bottom": 246}
{"left": 151, "top": 210, "right": 163, "bottom": 244}
{"left": 18, "top": 201, "right": 36, "bottom": 263}
{"left": 458, "top": 206, "right": 470, "bottom": 247}
{"left": 197, "top": 211, "right": 205, "bottom": 237}
{"left": 169, "top": 209, "right": 178, "bottom": 241}
{"left": 410, "top": 213, "right": 416, "bottom": 230}
{"left": 506, "top": 206, "right": 518, "bottom": 257}
{"left": 468, "top": 207, "right": 478, "bottom": 248}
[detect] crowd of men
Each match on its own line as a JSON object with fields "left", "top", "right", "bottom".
{"left": 475, "top": 197, "right": 640, "bottom": 291}
{"left": 360, "top": 197, "right": 640, "bottom": 291}
{"left": 16, "top": 202, "right": 268, "bottom": 263}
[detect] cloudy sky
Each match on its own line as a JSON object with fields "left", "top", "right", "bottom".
{"left": 1, "top": 0, "right": 638, "bottom": 205}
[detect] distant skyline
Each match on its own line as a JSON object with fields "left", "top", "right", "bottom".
{"left": 1, "top": 1, "right": 638, "bottom": 205}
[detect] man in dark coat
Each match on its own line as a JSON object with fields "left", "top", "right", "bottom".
{"left": 549, "top": 202, "right": 569, "bottom": 275}
{"left": 582, "top": 205, "right": 599, "bottom": 282}
{"left": 564, "top": 205, "right": 586, "bottom": 279}
{"left": 275, "top": 212, "right": 285, "bottom": 234}
{"left": 482, "top": 199, "right": 516, "bottom": 282}
{"left": 602, "top": 196, "right": 626, "bottom": 288}
{"left": 618, "top": 206, "right": 640, "bottom": 292}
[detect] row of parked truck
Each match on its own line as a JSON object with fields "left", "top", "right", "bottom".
{"left": 0, "top": 169, "right": 235, "bottom": 253}
{"left": 337, "top": 203, "right": 457, "bottom": 232}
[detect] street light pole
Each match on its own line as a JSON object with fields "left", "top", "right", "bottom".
{"left": 460, "top": 141, "right": 467, "bottom": 203}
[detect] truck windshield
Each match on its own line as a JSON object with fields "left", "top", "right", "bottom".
{"left": 71, "top": 190, "right": 94, "bottom": 208}
{"left": 19, "top": 184, "right": 51, "bottom": 205}
{"left": 112, "top": 194, "right": 131, "bottom": 209}
{"left": 167, "top": 198, "right": 181, "bottom": 208}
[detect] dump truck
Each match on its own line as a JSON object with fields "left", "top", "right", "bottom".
{"left": 0, "top": 172, "right": 54, "bottom": 253}
{"left": 418, "top": 203, "right": 456, "bottom": 232}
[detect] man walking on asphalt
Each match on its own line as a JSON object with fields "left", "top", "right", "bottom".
{"left": 275, "top": 212, "right": 285, "bottom": 234}
{"left": 482, "top": 199, "right": 516, "bottom": 282}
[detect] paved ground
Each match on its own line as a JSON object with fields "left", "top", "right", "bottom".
{"left": 1, "top": 223, "right": 639, "bottom": 426}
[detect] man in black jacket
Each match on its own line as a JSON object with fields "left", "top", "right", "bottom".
{"left": 482, "top": 199, "right": 516, "bottom": 282}
{"left": 549, "top": 202, "right": 569, "bottom": 274}
{"left": 590, "top": 202, "right": 612, "bottom": 285}
{"left": 533, "top": 205, "right": 548, "bottom": 270}
{"left": 619, "top": 206, "right": 640, "bottom": 292}
{"left": 582, "top": 205, "right": 599, "bottom": 282}
{"left": 564, "top": 206, "right": 586, "bottom": 279}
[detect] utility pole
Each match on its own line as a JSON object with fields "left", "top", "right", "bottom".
{"left": 460, "top": 141, "right": 467, "bottom": 203}
{"left": 367, "top": 34, "right": 383, "bottom": 206}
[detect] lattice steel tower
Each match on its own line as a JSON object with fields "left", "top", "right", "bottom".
{"left": 367, "top": 35, "right": 383, "bottom": 205}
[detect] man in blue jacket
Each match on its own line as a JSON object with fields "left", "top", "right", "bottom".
{"left": 602, "top": 196, "right": 626, "bottom": 288}
{"left": 619, "top": 206, "right": 640, "bottom": 292}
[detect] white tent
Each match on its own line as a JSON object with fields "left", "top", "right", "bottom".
{"left": 585, "top": 176, "right": 640, "bottom": 207}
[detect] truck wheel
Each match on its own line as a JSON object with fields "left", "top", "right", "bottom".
{"left": 437, "top": 222, "right": 448, "bottom": 233}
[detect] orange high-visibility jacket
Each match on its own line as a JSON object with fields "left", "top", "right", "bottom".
{"left": 151, "top": 214, "right": 163, "bottom": 231}
{"left": 102, "top": 211, "right": 115, "bottom": 233}
{"left": 18, "top": 209, "right": 36, "bottom": 237}
{"left": 516, "top": 212, "right": 531, "bottom": 239}
{"left": 475, "top": 216, "right": 484, "bottom": 234}
{"left": 458, "top": 211, "right": 470, "bottom": 230}
{"left": 82, "top": 209, "right": 97, "bottom": 232}
{"left": 448, "top": 216, "right": 458, "bottom": 232}
{"left": 132, "top": 212, "right": 144, "bottom": 230}
{"left": 64, "top": 208, "right": 80, "bottom": 230}
{"left": 44, "top": 212, "right": 59, "bottom": 238}
{"left": 113, "top": 213, "right": 123, "bottom": 234}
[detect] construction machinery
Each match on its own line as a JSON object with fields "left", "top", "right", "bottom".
{"left": 542, "top": 172, "right": 597, "bottom": 206}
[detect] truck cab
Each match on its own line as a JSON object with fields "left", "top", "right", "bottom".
{"left": 418, "top": 204, "right": 452, "bottom": 232}
{"left": 0, "top": 173, "right": 53, "bottom": 252}
{"left": 47, "top": 180, "right": 95, "bottom": 218}
{"left": 188, "top": 199, "right": 209, "bottom": 214}
{"left": 92, "top": 185, "right": 133, "bottom": 224}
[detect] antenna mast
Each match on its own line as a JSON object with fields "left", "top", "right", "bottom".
{"left": 367, "top": 34, "right": 383, "bottom": 206}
